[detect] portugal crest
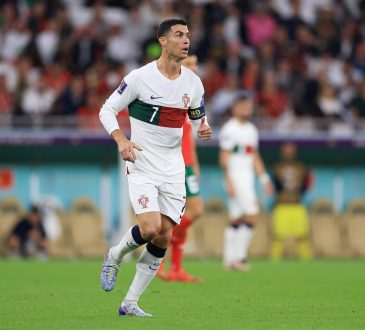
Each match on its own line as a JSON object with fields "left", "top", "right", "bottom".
{"left": 182, "top": 93, "right": 190, "bottom": 108}
{"left": 138, "top": 194, "right": 149, "bottom": 209}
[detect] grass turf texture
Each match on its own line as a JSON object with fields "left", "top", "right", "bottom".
{"left": 0, "top": 259, "right": 364, "bottom": 330}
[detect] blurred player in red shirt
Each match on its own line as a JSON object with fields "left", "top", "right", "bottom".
{"left": 157, "top": 55, "right": 204, "bottom": 282}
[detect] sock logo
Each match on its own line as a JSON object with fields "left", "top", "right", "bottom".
{"left": 148, "top": 262, "right": 160, "bottom": 272}
{"left": 127, "top": 241, "right": 138, "bottom": 248}
{"left": 138, "top": 194, "right": 149, "bottom": 209}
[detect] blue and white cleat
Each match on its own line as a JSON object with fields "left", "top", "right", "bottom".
{"left": 119, "top": 304, "right": 152, "bottom": 317}
{"left": 100, "top": 249, "right": 120, "bottom": 292}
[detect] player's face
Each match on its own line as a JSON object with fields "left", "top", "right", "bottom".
{"left": 181, "top": 55, "right": 198, "bottom": 73}
{"left": 164, "top": 24, "right": 190, "bottom": 60}
{"left": 232, "top": 99, "right": 253, "bottom": 120}
{"left": 281, "top": 142, "right": 297, "bottom": 161}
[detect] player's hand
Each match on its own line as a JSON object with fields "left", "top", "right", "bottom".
{"left": 264, "top": 182, "right": 274, "bottom": 196}
{"left": 117, "top": 140, "right": 142, "bottom": 163}
{"left": 197, "top": 117, "right": 212, "bottom": 141}
{"left": 226, "top": 179, "right": 236, "bottom": 197}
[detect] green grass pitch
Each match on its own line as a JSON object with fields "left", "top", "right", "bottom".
{"left": 0, "top": 259, "right": 364, "bottom": 330}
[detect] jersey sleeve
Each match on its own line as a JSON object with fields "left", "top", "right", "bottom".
{"left": 99, "top": 70, "right": 139, "bottom": 135}
{"left": 219, "top": 124, "right": 235, "bottom": 151}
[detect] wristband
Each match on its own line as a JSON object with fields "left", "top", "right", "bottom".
{"left": 259, "top": 173, "right": 270, "bottom": 185}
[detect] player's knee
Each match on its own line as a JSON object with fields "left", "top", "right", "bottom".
{"left": 152, "top": 229, "right": 172, "bottom": 248}
{"left": 140, "top": 225, "right": 160, "bottom": 241}
{"left": 186, "top": 199, "right": 204, "bottom": 220}
{"left": 193, "top": 202, "right": 204, "bottom": 219}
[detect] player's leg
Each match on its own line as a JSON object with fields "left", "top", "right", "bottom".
{"left": 120, "top": 212, "right": 172, "bottom": 316}
{"left": 293, "top": 204, "right": 311, "bottom": 260}
{"left": 168, "top": 196, "right": 204, "bottom": 281}
{"left": 270, "top": 204, "right": 286, "bottom": 260}
{"left": 120, "top": 180, "right": 185, "bottom": 316}
{"left": 233, "top": 181, "right": 259, "bottom": 271}
{"left": 167, "top": 166, "right": 204, "bottom": 281}
{"left": 223, "top": 196, "right": 244, "bottom": 270}
{"left": 235, "top": 214, "right": 258, "bottom": 271}
{"left": 100, "top": 174, "right": 159, "bottom": 292}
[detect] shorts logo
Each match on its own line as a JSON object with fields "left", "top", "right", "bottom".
{"left": 182, "top": 93, "right": 190, "bottom": 108}
{"left": 117, "top": 80, "right": 128, "bottom": 95}
{"left": 138, "top": 194, "right": 149, "bottom": 209}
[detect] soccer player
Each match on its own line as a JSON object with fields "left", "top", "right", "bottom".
{"left": 99, "top": 19, "right": 212, "bottom": 317}
{"left": 219, "top": 93, "right": 272, "bottom": 271}
{"left": 157, "top": 55, "right": 205, "bottom": 282}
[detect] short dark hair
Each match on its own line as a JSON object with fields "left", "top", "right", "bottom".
{"left": 157, "top": 19, "right": 187, "bottom": 39}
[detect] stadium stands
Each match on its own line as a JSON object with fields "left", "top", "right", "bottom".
{"left": 0, "top": 0, "right": 365, "bottom": 133}
{"left": 67, "top": 197, "right": 107, "bottom": 258}
{"left": 309, "top": 198, "right": 345, "bottom": 258}
{"left": 343, "top": 199, "right": 365, "bottom": 257}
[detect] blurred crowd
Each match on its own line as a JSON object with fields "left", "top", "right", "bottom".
{"left": 1, "top": 0, "right": 365, "bottom": 132}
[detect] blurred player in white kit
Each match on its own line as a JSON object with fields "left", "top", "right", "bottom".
{"left": 219, "top": 92, "right": 273, "bottom": 271}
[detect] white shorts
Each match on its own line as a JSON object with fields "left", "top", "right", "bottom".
{"left": 127, "top": 173, "right": 186, "bottom": 224}
{"left": 228, "top": 174, "right": 259, "bottom": 219}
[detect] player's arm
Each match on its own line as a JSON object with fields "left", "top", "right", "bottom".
{"left": 219, "top": 148, "right": 235, "bottom": 197}
{"left": 253, "top": 151, "right": 273, "bottom": 195}
{"left": 188, "top": 79, "right": 212, "bottom": 141}
{"left": 99, "top": 76, "right": 142, "bottom": 163}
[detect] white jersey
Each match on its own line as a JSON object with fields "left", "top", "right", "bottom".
{"left": 100, "top": 61, "right": 205, "bottom": 183}
{"left": 220, "top": 118, "right": 260, "bottom": 217}
{"left": 219, "top": 118, "right": 258, "bottom": 177}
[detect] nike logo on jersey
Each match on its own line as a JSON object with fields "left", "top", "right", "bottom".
{"left": 150, "top": 95, "right": 163, "bottom": 99}
{"left": 148, "top": 266, "right": 159, "bottom": 271}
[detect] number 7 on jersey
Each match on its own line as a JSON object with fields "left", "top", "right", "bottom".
{"left": 150, "top": 106, "right": 159, "bottom": 122}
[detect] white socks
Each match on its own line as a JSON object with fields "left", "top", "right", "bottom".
{"left": 111, "top": 225, "right": 146, "bottom": 263}
{"left": 223, "top": 224, "right": 254, "bottom": 266}
{"left": 237, "top": 224, "right": 254, "bottom": 262}
{"left": 123, "top": 243, "right": 166, "bottom": 306}
{"left": 223, "top": 226, "right": 237, "bottom": 266}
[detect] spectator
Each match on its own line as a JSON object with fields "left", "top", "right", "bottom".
{"left": 0, "top": 21, "right": 31, "bottom": 62}
{"left": 244, "top": 2, "right": 277, "bottom": 47}
{"left": 201, "top": 58, "right": 227, "bottom": 101}
{"left": 240, "top": 58, "right": 260, "bottom": 91}
{"left": 313, "top": 81, "right": 343, "bottom": 118}
{"left": 271, "top": 142, "right": 313, "bottom": 260}
{"left": 53, "top": 75, "right": 86, "bottom": 115}
{"left": 210, "top": 75, "right": 243, "bottom": 125}
{"left": 105, "top": 25, "right": 139, "bottom": 67}
{"left": 353, "top": 39, "right": 365, "bottom": 75}
{"left": 35, "top": 21, "right": 60, "bottom": 66}
{"left": 279, "top": 0, "right": 307, "bottom": 41}
{"left": 77, "top": 92, "right": 101, "bottom": 130}
{"left": 314, "top": 6, "right": 340, "bottom": 57}
{"left": 43, "top": 62, "right": 71, "bottom": 96}
{"left": 7, "top": 205, "right": 48, "bottom": 259}
{"left": 257, "top": 71, "right": 290, "bottom": 119}
{"left": 21, "top": 76, "right": 55, "bottom": 116}
{"left": 69, "top": 26, "right": 101, "bottom": 73}
{"left": 348, "top": 78, "right": 365, "bottom": 118}
{"left": 0, "top": 74, "right": 14, "bottom": 114}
